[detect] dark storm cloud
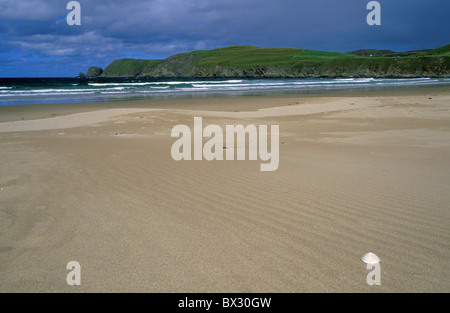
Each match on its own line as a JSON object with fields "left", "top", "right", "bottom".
{"left": 0, "top": 0, "right": 448, "bottom": 76}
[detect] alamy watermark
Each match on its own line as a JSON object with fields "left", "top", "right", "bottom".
{"left": 366, "top": 263, "right": 381, "bottom": 286}
{"left": 66, "top": 2, "right": 381, "bottom": 27}
{"left": 362, "top": 253, "right": 381, "bottom": 286}
{"left": 171, "top": 117, "right": 280, "bottom": 172}
{"left": 66, "top": 261, "right": 81, "bottom": 286}
{"left": 66, "top": 1, "right": 81, "bottom": 26}
{"left": 65, "top": 254, "right": 381, "bottom": 287}
{"left": 367, "top": 1, "right": 381, "bottom": 26}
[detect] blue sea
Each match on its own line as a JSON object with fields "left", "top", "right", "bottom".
{"left": 0, "top": 77, "right": 449, "bottom": 106}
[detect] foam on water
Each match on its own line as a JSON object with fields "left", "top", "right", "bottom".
{"left": 0, "top": 77, "right": 449, "bottom": 106}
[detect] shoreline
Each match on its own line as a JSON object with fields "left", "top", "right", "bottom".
{"left": 1, "top": 86, "right": 449, "bottom": 123}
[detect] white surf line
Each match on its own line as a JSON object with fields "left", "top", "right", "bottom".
{"left": 0, "top": 108, "right": 159, "bottom": 133}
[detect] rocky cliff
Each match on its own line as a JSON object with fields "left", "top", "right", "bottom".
{"left": 86, "top": 67, "right": 103, "bottom": 78}
{"left": 90, "top": 45, "right": 450, "bottom": 79}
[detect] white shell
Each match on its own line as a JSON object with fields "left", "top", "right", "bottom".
{"left": 361, "top": 252, "right": 380, "bottom": 265}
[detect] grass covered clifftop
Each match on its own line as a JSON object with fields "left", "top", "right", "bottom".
{"left": 92, "top": 44, "right": 450, "bottom": 78}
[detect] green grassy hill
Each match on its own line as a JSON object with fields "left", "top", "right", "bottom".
{"left": 192, "top": 45, "right": 358, "bottom": 68}
{"left": 101, "top": 59, "right": 163, "bottom": 77}
{"left": 427, "top": 44, "right": 450, "bottom": 57}
{"left": 92, "top": 45, "right": 450, "bottom": 78}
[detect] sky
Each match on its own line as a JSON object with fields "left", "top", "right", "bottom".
{"left": 0, "top": 0, "right": 448, "bottom": 77}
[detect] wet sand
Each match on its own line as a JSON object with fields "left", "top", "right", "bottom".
{"left": 0, "top": 88, "right": 449, "bottom": 292}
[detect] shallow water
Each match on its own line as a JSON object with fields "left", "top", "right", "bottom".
{"left": 1, "top": 77, "right": 449, "bottom": 106}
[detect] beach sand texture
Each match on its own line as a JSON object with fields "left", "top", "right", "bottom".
{"left": 0, "top": 89, "right": 449, "bottom": 292}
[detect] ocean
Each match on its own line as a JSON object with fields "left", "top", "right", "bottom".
{"left": 0, "top": 77, "right": 449, "bottom": 106}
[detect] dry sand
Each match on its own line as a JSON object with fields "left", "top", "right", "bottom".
{"left": 0, "top": 88, "right": 449, "bottom": 292}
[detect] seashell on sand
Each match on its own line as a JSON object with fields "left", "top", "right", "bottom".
{"left": 361, "top": 252, "right": 380, "bottom": 265}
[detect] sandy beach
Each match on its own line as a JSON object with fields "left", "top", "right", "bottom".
{"left": 0, "top": 88, "right": 449, "bottom": 292}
